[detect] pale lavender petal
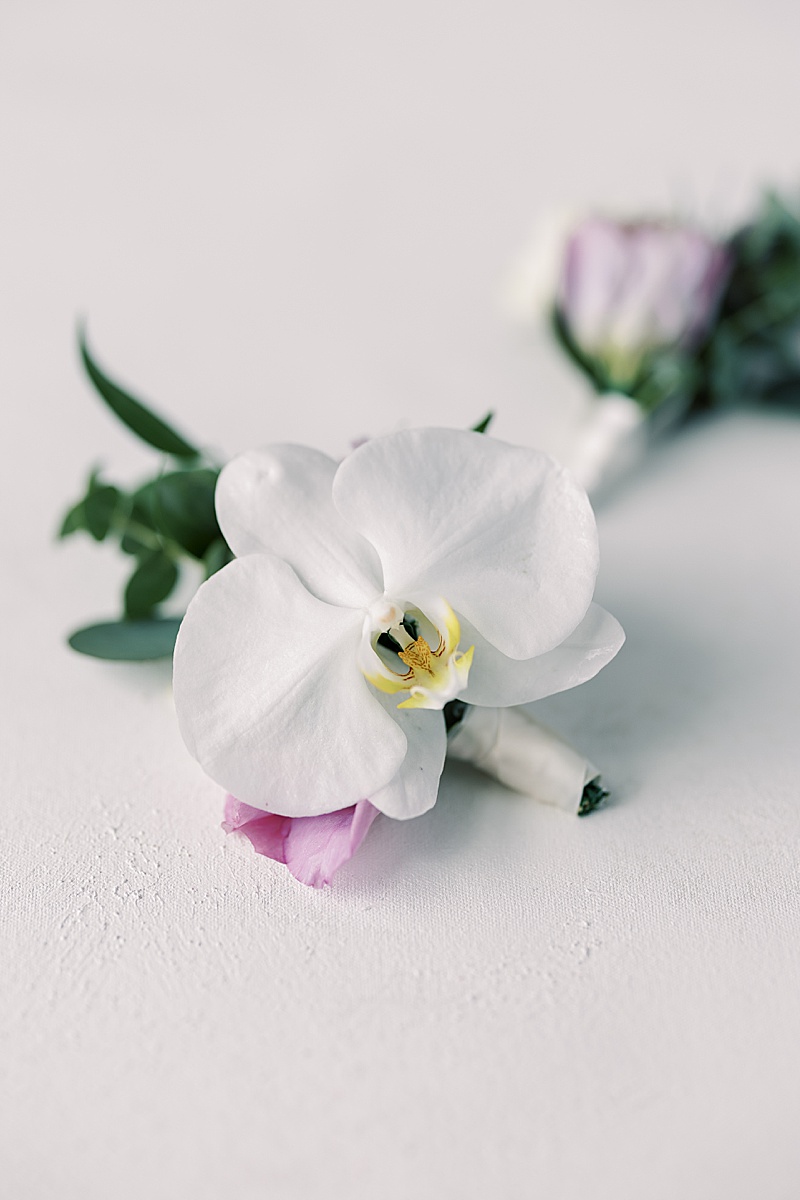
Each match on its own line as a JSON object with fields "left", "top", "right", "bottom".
{"left": 223, "top": 794, "right": 381, "bottom": 889}
{"left": 559, "top": 217, "right": 629, "bottom": 351}
{"left": 558, "top": 215, "right": 731, "bottom": 359}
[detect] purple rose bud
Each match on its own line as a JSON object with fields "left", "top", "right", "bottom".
{"left": 558, "top": 217, "right": 731, "bottom": 389}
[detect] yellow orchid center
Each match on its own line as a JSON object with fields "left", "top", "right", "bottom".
{"left": 398, "top": 637, "right": 433, "bottom": 673}
{"left": 360, "top": 596, "right": 474, "bottom": 711}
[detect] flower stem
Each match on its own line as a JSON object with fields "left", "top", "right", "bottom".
{"left": 578, "top": 778, "right": 609, "bottom": 816}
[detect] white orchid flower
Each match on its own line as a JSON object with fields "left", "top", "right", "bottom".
{"left": 173, "top": 428, "right": 623, "bottom": 821}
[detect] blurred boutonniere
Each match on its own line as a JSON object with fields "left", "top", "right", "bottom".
{"left": 507, "top": 191, "right": 800, "bottom": 494}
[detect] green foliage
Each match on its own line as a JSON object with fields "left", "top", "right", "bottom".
{"left": 68, "top": 618, "right": 183, "bottom": 661}
{"left": 61, "top": 329, "right": 234, "bottom": 659}
{"left": 552, "top": 306, "right": 606, "bottom": 391}
{"left": 59, "top": 498, "right": 88, "bottom": 538}
{"left": 578, "top": 778, "right": 609, "bottom": 816}
{"left": 552, "top": 306, "right": 694, "bottom": 414}
{"left": 79, "top": 328, "right": 200, "bottom": 459}
{"left": 630, "top": 353, "right": 697, "bottom": 415}
{"left": 471, "top": 412, "right": 494, "bottom": 434}
{"left": 119, "top": 504, "right": 156, "bottom": 557}
{"left": 698, "top": 192, "right": 800, "bottom": 411}
{"left": 59, "top": 470, "right": 121, "bottom": 541}
{"left": 124, "top": 550, "right": 180, "bottom": 619}
{"left": 203, "top": 537, "right": 233, "bottom": 579}
{"left": 134, "top": 469, "right": 220, "bottom": 559}
{"left": 84, "top": 473, "right": 122, "bottom": 540}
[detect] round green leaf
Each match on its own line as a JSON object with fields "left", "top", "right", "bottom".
{"left": 58, "top": 499, "right": 88, "bottom": 538}
{"left": 124, "top": 550, "right": 179, "bottom": 618}
{"left": 84, "top": 484, "right": 120, "bottom": 541}
{"left": 68, "top": 618, "right": 183, "bottom": 660}
{"left": 203, "top": 537, "right": 232, "bottom": 578}
{"left": 136, "top": 469, "right": 221, "bottom": 559}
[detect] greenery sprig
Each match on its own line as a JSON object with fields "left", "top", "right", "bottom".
{"left": 697, "top": 191, "right": 800, "bottom": 410}
{"left": 59, "top": 332, "right": 232, "bottom": 660}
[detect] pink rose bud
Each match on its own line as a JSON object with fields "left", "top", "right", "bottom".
{"left": 222, "top": 795, "right": 380, "bottom": 888}
{"left": 558, "top": 217, "right": 731, "bottom": 390}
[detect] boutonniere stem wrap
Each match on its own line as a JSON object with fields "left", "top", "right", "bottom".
{"left": 174, "top": 427, "right": 623, "bottom": 873}
{"left": 447, "top": 704, "right": 605, "bottom": 815}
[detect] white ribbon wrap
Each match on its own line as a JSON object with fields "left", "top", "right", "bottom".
{"left": 564, "top": 388, "right": 694, "bottom": 498}
{"left": 446, "top": 705, "right": 601, "bottom": 815}
{"left": 563, "top": 392, "right": 646, "bottom": 496}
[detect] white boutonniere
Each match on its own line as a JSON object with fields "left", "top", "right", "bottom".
{"left": 59, "top": 338, "right": 625, "bottom": 888}
{"left": 173, "top": 428, "right": 623, "bottom": 831}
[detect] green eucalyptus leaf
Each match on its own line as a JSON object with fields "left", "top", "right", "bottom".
{"left": 83, "top": 483, "right": 120, "bottom": 541}
{"left": 707, "top": 324, "right": 742, "bottom": 405}
{"left": 58, "top": 499, "right": 88, "bottom": 538}
{"left": 120, "top": 528, "right": 154, "bottom": 556}
{"left": 119, "top": 497, "right": 159, "bottom": 555}
{"left": 741, "top": 337, "right": 792, "bottom": 393}
{"left": 471, "top": 411, "right": 494, "bottom": 434}
{"left": 79, "top": 328, "right": 200, "bottom": 460}
{"left": 124, "top": 549, "right": 179, "bottom": 618}
{"left": 68, "top": 617, "right": 182, "bottom": 661}
{"left": 551, "top": 306, "right": 606, "bottom": 391}
{"left": 136, "top": 468, "right": 221, "bottom": 559}
{"left": 766, "top": 377, "right": 800, "bottom": 406}
{"left": 631, "top": 350, "right": 695, "bottom": 413}
{"left": 203, "top": 537, "right": 232, "bottom": 578}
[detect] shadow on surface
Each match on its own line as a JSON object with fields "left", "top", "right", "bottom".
{"left": 530, "top": 599, "right": 723, "bottom": 803}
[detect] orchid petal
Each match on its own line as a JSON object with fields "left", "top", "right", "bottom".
{"left": 368, "top": 694, "right": 447, "bottom": 820}
{"left": 333, "top": 429, "right": 598, "bottom": 660}
{"left": 459, "top": 603, "right": 625, "bottom": 707}
{"left": 223, "top": 795, "right": 380, "bottom": 888}
{"left": 216, "top": 445, "right": 382, "bottom": 607}
{"left": 173, "top": 555, "right": 407, "bottom": 815}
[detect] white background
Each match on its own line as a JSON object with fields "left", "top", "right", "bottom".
{"left": 2, "top": 3, "right": 800, "bottom": 1197}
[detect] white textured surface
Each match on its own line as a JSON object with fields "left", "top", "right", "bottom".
{"left": 3, "top": 4, "right": 800, "bottom": 1197}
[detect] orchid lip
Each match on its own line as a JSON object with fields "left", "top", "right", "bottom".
{"left": 359, "top": 594, "right": 474, "bottom": 711}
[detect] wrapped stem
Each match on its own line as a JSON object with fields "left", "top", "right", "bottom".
{"left": 563, "top": 392, "right": 646, "bottom": 495}
{"left": 446, "top": 704, "right": 607, "bottom": 816}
